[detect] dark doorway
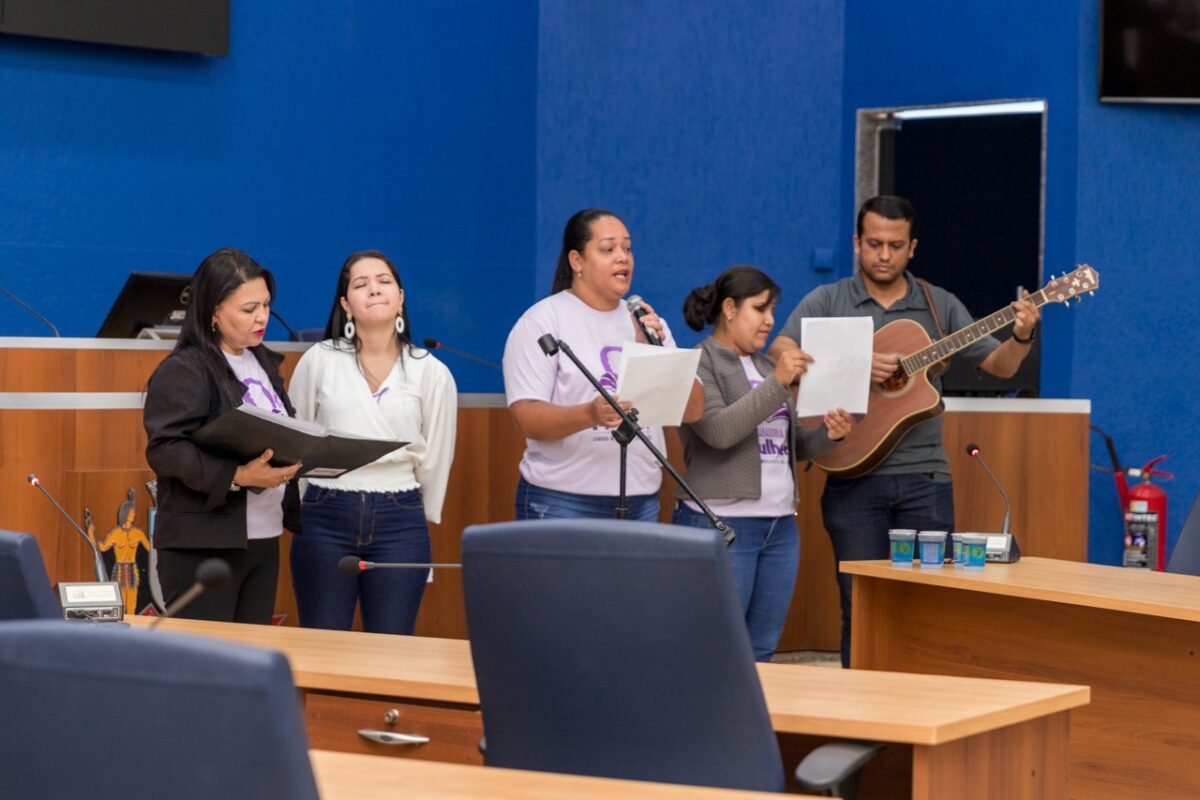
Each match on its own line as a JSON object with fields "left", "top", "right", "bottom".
{"left": 871, "top": 107, "right": 1043, "bottom": 396}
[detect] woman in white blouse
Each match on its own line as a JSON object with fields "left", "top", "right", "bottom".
{"left": 288, "top": 250, "right": 457, "bottom": 634}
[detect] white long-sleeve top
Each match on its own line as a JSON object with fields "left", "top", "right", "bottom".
{"left": 288, "top": 341, "right": 457, "bottom": 524}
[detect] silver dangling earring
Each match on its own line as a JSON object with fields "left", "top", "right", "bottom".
{"left": 395, "top": 313, "right": 406, "bottom": 336}
{"left": 343, "top": 317, "right": 355, "bottom": 340}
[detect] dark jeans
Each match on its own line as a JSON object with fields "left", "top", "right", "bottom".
{"left": 291, "top": 486, "right": 431, "bottom": 635}
{"left": 514, "top": 477, "right": 659, "bottom": 522}
{"left": 156, "top": 537, "right": 280, "bottom": 625}
{"left": 822, "top": 472, "right": 954, "bottom": 667}
{"left": 673, "top": 504, "right": 800, "bottom": 662}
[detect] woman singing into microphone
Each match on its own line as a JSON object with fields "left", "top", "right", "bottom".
{"left": 502, "top": 208, "right": 701, "bottom": 521}
{"left": 674, "top": 266, "right": 853, "bottom": 661}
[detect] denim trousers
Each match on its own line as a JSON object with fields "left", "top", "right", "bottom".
{"left": 514, "top": 477, "right": 659, "bottom": 522}
{"left": 291, "top": 485, "right": 431, "bottom": 635}
{"left": 672, "top": 504, "right": 800, "bottom": 662}
{"left": 821, "top": 472, "right": 954, "bottom": 667}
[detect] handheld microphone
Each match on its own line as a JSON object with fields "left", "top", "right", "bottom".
{"left": 150, "top": 559, "right": 232, "bottom": 627}
{"left": 964, "top": 443, "right": 1021, "bottom": 562}
{"left": 421, "top": 337, "right": 502, "bottom": 371}
{"left": 1, "top": 283, "right": 60, "bottom": 337}
{"left": 337, "top": 555, "right": 461, "bottom": 574}
{"left": 27, "top": 474, "right": 108, "bottom": 582}
{"left": 625, "top": 295, "right": 662, "bottom": 346}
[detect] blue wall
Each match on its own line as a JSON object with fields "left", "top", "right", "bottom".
{"left": 537, "top": 0, "right": 845, "bottom": 347}
{"left": 0, "top": 2, "right": 537, "bottom": 392}
{"left": 1074, "top": 1, "right": 1200, "bottom": 563}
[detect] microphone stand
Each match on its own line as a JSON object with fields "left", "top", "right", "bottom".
{"left": 964, "top": 445, "right": 1021, "bottom": 562}
{"left": 0, "top": 283, "right": 60, "bottom": 337}
{"left": 422, "top": 338, "right": 502, "bottom": 371}
{"left": 538, "top": 335, "right": 735, "bottom": 546}
{"left": 28, "top": 474, "right": 109, "bottom": 582}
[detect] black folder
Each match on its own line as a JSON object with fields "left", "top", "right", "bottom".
{"left": 190, "top": 404, "right": 406, "bottom": 478}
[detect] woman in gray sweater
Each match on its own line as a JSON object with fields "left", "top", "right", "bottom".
{"left": 675, "top": 266, "right": 852, "bottom": 661}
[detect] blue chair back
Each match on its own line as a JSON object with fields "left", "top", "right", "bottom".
{"left": 0, "top": 620, "right": 318, "bottom": 799}
{"left": 1167, "top": 488, "right": 1200, "bottom": 575}
{"left": 462, "top": 519, "right": 785, "bottom": 792}
{"left": 0, "top": 529, "right": 61, "bottom": 620}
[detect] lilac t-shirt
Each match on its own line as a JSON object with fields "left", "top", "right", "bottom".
{"left": 223, "top": 349, "right": 285, "bottom": 540}
{"left": 687, "top": 356, "right": 795, "bottom": 518}
{"left": 502, "top": 291, "right": 672, "bottom": 496}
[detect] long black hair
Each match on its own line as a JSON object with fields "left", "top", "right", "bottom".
{"left": 682, "top": 265, "right": 781, "bottom": 331}
{"left": 321, "top": 249, "right": 421, "bottom": 360}
{"left": 550, "top": 208, "right": 623, "bottom": 294}
{"left": 176, "top": 247, "right": 276, "bottom": 406}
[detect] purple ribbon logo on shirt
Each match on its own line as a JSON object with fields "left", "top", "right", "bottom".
{"left": 598, "top": 345, "right": 622, "bottom": 394}
{"left": 241, "top": 378, "right": 285, "bottom": 415}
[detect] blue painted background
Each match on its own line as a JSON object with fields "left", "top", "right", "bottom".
{"left": 3, "top": 1, "right": 1196, "bottom": 562}
{"left": 0, "top": 1, "right": 537, "bottom": 392}
{"left": 537, "top": 0, "right": 845, "bottom": 347}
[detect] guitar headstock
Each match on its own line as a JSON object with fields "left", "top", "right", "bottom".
{"left": 1042, "top": 264, "right": 1099, "bottom": 305}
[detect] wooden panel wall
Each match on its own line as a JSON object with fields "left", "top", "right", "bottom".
{"left": 779, "top": 410, "right": 1089, "bottom": 651}
{"left": 1, "top": 344, "right": 1087, "bottom": 649}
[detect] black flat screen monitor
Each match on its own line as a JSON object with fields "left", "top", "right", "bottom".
{"left": 97, "top": 272, "right": 191, "bottom": 338}
{"left": 0, "top": 0, "right": 229, "bottom": 56}
{"left": 1101, "top": 0, "right": 1200, "bottom": 103}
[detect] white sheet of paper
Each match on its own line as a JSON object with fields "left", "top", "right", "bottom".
{"left": 795, "top": 317, "right": 873, "bottom": 416}
{"left": 615, "top": 342, "right": 701, "bottom": 427}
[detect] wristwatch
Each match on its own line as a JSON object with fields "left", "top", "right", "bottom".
{"left": 1012, "top": 327, "right": 1036, "bottom": 345}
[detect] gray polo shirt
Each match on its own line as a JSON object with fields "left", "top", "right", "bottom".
{"left": 777, "top": 272, "right": 999, "bottom": 478}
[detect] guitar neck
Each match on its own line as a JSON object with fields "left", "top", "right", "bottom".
{"left": 902, "top": 287, "right": 1050, "bottom": 375}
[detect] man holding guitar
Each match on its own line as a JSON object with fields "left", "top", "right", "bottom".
{"left": 768, "top": 195, "right": 1040, "bottom": 667}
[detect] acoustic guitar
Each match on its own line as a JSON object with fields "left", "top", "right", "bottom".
{"left": 810, "top": 265, "right": 1100, "bottom": 478}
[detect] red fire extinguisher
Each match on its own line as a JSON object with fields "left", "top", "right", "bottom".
{"left": 1122, "top": 457, "right": 1173, "bottom": 570}
{"left": 1091, "top": 425, "right": 1173, "bottom": 570}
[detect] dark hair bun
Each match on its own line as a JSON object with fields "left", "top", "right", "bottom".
{"left": 682, "top": 284, "right": 718, "bottom": 331}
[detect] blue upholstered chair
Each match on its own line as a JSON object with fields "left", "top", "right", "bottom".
{"left": 0, "top": 529, "right": 61, "bottom": 620}
{"left": 1166, "top": 488, "right": 1200, "bottom": 575}
{"left": 462, "top": 518, "right": 880, "bottom": 796}
{"left": 0, "top": 620, "right": 319, "bottom": 799}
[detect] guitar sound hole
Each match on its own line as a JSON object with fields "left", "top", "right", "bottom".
{"left": 880, "top": 369, "right": 909, "bottom": 393}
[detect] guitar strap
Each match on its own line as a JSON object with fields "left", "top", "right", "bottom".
{"left": 915, "top": 277, "right": 949, "bottom": 378}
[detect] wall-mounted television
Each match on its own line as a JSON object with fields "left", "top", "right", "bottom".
{"left": 0, "top": 0, "right": 229, "bottom": 56}
{"left": 1101, "top": 0, "right": 1200, "bottom": 103}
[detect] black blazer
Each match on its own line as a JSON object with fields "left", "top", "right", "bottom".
{"left": 144, "top": 344, "right": 301, "bottom": 549}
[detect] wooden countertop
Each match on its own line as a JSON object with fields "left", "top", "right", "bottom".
{"left": 132, "top": 617, "right": 1087, "bottom": 746}
{"left": 842, "top": 556, "right": 1200, "bottom": 623}
{"left": 309, "top": 749, "right": 786, "bottom": 798}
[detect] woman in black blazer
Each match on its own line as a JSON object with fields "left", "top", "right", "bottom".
{"left": 143, "top": 248, "right": 302, "bottom": 623}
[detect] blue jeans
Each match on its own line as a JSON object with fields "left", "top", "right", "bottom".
{"left": 673, "top": 504, "right": 800, "bottom": 662}
{"left": 822, "top": 472, "right": 955, "bottom": 667}
{"left": 291, "top": 485, "right": 431, "bottom": 635}
{"left": 515, "top": 477, "right": 659, "bottom": 522}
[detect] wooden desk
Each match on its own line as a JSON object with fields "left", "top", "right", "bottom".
{"left": 310, "top": 749, "right": 787, "bottom": 798}
{"left": 134, "top": 617, "right": 1087, "bottom": 799}
{"left": 844, "top": 556, "right": 1200, "bottom": 799}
